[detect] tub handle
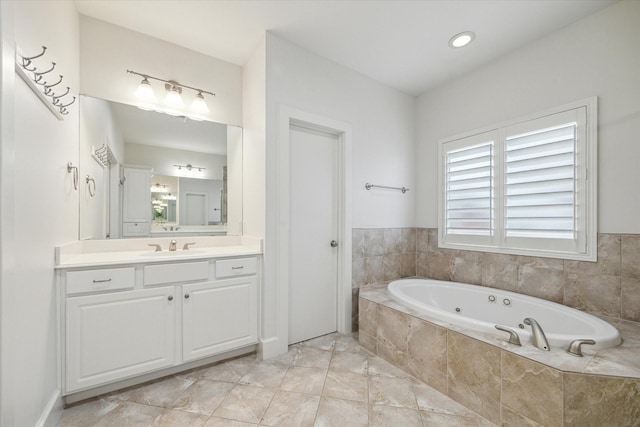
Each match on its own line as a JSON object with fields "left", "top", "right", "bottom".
{"left": 566, "top": 339, "right": 596, "bottom": 357}
{"left": 495, "top": 325, "right": 522, "bottom": 346}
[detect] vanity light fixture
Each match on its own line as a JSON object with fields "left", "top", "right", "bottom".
{"left": 174, "top": 163, "right": 205, "bottom": 172}
{"left": 127, "top": 69, "right": 215, "bottom": 115}
{"left": 448, "top": 31, "right": 475, "bottom": 48}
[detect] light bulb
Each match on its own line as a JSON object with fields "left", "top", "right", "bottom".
{"left": 134, "top": 77, "right": 156, "bottom": 105}
{"left": 190, "top": 92, "right": 209, "bottom": 114}
{"left": 448, "top": 31, "right": 475, "bottom": 48}
{"left": 164, "top": 85, "right": 184, "bottom": 108}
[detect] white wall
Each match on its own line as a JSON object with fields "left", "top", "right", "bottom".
{"left": 0, "top": 1, "right": 79, "bottom": 426}
{"left": 261, "top": 33, "right": 415, "bottom": 354}
{"left": 267, "top": 34, "right": 416, "bottom": 229}
{"left": 79, "top": 16, "right": 243, "bottom": 127}
{"left": 242, "top": 38, "right": 266, "bottom": 240}
{"left": 416, "top": 0, "right": 640, "bottom": 233}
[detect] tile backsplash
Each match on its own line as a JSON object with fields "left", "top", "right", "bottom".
{"left": 351, "top": 228, "right": 640, "bottom": 331}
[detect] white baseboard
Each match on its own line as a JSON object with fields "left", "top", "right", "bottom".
{"left": 259, "top": 336, "right": 288, "bottom": 360}
{"left": 36, "top": 389, "right": 63, "bottom": 427}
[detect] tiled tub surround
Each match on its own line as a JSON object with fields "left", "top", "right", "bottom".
{"left": 351, "top": 228, "right": 640, "bottom": 330}
{"left": 359, "top": 287, "right": 640, "bottom": 426}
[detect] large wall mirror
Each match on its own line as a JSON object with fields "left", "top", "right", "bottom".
{"left": 79, "top": 95, "right": 242, "bottom": 239}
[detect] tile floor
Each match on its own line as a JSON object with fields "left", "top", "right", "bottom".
{"left": 59, "top": 333, "right": 495, "bottom": 426}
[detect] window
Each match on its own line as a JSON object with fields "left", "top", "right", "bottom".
{"left": 438, "top": 98, "right": 597, "bottom": 261}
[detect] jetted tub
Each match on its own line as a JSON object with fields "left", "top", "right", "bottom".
{"left": 388, "top": 279, "right": 622, "bottom": 351}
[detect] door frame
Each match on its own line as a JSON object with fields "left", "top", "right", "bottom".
{"left": 276, "top": 106, "right": 352, "bottom": 350}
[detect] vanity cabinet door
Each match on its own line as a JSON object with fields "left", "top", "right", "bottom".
{"left": 182, "top": 277, "right": 258, "bottom": 362}
{"left": 66, "top": 287, "right": 176, "bottom": 392}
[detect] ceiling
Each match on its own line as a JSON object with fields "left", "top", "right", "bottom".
{"left": 75, "top": 0, "right": 616, "bottom": 96}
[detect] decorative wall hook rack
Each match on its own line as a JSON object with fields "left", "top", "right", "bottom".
{"left": 91, "top": 144, "right": 116, "bottom": 168}
{"left": 365, "top": 182, "right": 410, "bottom": 194}
{"left": 15, "top": 45, "right": 76, "bottom": 120}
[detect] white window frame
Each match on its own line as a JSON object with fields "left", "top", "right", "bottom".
{"left": 437, "top": 97, "right": 597, "bottom": 261}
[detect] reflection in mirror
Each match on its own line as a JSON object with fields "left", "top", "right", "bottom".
{"left": 79, "top": 95, "right": 242, "bottom": 239}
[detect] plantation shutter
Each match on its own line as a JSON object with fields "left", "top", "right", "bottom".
{"left": 503, "top": 108, "right": 587, "bottom": 253}
{"left": 441, "top": 131, "right": 497, "bottom": 246}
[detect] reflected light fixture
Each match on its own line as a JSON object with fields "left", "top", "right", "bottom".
{"left": 174, "top": 163, "right": 205, "bottom": 172}
{"left": 127, "top": 69, "right": 215, "bottom": 115}
{"left": 448, "top": 31, "right": 475, "bottom": 48}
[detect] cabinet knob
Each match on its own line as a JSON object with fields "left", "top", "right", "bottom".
{"left": 184, "top": 293, "right": 190, "bottom": 299}
{"left": 167, "top": 295, "right": 173, "bottom": 301}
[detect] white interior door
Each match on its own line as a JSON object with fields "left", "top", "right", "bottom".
{"left": 289, "top": 125, "right": 339, "bottom": 344}
{"left": 185, "top": 193, "right": 207, "bottom": 225}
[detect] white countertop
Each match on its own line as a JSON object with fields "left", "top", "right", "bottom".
{"left": 56, "top": 236, "right": 262, "bottom": 269}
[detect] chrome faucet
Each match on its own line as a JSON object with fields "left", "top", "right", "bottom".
{"left": 169, "top": 240, "right": 177, "bottom": 251}
{"left": 523, "top": 318, "right": 550, "bottom": 351}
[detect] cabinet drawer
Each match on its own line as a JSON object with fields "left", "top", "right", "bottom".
{"left": 216, "top": 257, "right": 257, "bottom": 278}
{"left": 144, "top": 261, "right": 209, "bottom": 286}
{"left": 66, "top": 267, "right": 135, "bottom": 295}
{"left": 123, "top": 222, "right": 150, "bottom": 237}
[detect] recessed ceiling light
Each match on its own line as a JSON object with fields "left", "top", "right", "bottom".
{"left": 449, "top": 31, "right": 475, "bottom": 48}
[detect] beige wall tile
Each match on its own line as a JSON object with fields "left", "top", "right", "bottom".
{"left": 417, "top": 228, "right": 429, "bottom": 253}
{"left": 621, "top": 277, "right": 640, "bottom": 322}
{"left": 364, "top": 229, "right": 385, "bottom": 257}
{"left": 383, "top": 228, "right": 402, "bottom": 254}
{"left": 406, "top": 318, "right": 447, "bottom": 388}
{"left": 417, "top": 252, "right": 429, "bottom": 277}
{"left": 517, "top": 265, "right": 564, "bottom": 303}
{"left": 565, "top": 233, "right": 621, "bottom": 276}
{"left": 501, "top": 405, "right": 545, "bottom": 427}
{"left": 400, "top": 253, "right": 417, "bottom": 278}
{"left": 352, "top": 256, "right": 365, "bottom": 288}
{"left": 622, "top": 234, "right": 640, "bottom": 279}
{"left": 364, "top": 256, "right": 384, "bottom": 285}
{"left": 481, "top": 261, "right": 518, "bottom": 290}
{"left": 377, "top": 305, "right": 409, "bottom": 354}
{"left": 358, "top": 297, "right": 377, "bottom": 337}
{"left": 401, "top": 228, "right": 417, "bottom": 254}
{"left": 564, "top": 374, "right": 640, "bottom": 426}
{"left": 383, "top": 254, "right": 402, "bottom": 281}
{"left": 358, "top": 331, "right": 377, "bottom": 353}
{"left": 446, "top": 332, "right": 501, "bottom": 425}
{"left": 352, "top": 229, "right": 365, "bottom": 259}
{"left": 501, "top": 352, "right": 563, "bottom": 427}
{"left": 564, "top": 273, "right": 621, "bottom": 317}
{"left": 426, "top": 251, "right": 455, "bottom": 281}
{"left": 451, "top": 251, "right": 482, "bottom": 284}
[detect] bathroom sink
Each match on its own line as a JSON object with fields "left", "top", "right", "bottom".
{"left": 140, "top": 250, "right": 205, "bottom": 257}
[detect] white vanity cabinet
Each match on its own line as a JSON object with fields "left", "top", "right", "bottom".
{"left": 59, "top": 254, "right": 260, "bottom": 398}
{"left": 182, "top": 276, "right": 257, "bottom": 361}
{"left": 66, "top": 286, "right": 176, "bottom": 392}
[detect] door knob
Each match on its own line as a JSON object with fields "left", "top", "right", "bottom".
{"left": 330, "top": 240, "right": 338, "bottom": 248}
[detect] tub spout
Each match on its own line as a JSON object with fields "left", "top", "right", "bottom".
{"left": 523, "top": 318, "right": 550, "bottom": 351}
{"left": 495, "top": 325, "right": 521, "bottom": 346}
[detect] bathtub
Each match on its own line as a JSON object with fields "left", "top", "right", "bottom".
{"left": 388, "top": 278, "right": 621, "bottom": 351}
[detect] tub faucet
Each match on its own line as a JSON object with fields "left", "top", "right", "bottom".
{"left": 523, "top": 318, "right": 550, "bottom": 351}
{"left": 169, "top": 240, "right": 177, "bottom": 251}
